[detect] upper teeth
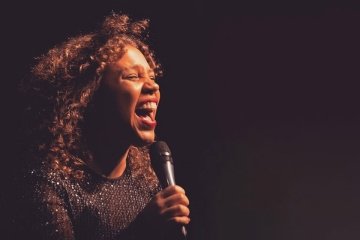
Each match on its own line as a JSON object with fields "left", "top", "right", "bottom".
{"left": 138, "top": 102, "right": 157, "bottom": 110}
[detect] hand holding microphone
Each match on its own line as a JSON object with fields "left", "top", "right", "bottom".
{"left": 150, "top": 141, "right": 190, "bottom": 239}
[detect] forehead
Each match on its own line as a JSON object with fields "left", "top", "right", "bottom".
{"left": 114, "top": 46, "right": 152, "bottom": 71}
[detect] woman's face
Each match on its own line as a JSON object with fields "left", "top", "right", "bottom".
{"left": 101, "top": 45, "right": 160, "bottom": 146}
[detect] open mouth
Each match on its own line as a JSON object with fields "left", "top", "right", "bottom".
{"left": 135, "top": 102, "right": 157, "bottom": 129}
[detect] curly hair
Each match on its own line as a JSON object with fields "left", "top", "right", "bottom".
{"left": 22, "top": 13, "right": 162, "bottom": 186}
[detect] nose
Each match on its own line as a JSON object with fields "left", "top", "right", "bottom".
{"left": 142, "top": 78, "right": 160, "bottom": 95}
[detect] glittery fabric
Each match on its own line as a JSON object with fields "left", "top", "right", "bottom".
{"left": 21, "top": 157, "right": 163, "bottom": 240}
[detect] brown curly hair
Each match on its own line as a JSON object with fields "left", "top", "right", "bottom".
{"left": 23, "top": 13, "right": 162, "bottom": 186}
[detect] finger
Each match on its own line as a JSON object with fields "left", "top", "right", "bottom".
{"left": 161, "top": 204, "right": 190, "bottom": 219}
{"left": 159, "top": 185, "right": 185, "bottom": 198}
{"left": 167, "top": 216, "right": 191, "bottom": 225}
{"left": 163, "top": 192, "right": 189, "bottom": 208}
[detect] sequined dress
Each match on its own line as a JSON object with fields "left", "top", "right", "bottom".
{"left": 20, "top": 157, "right": 163, "bottom": 240}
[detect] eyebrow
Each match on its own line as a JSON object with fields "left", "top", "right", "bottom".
{"left": 124, "top": 64, "right": 155, "bottom": 74}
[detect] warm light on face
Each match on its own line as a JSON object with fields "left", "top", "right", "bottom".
{"left": 101, "top": 46, "right": 161, "bottom": 146}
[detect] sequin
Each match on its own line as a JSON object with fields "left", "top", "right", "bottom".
{"left": 21, "top": 156, "right": 163, "bottom": 240}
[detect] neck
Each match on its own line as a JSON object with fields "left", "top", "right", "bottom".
{"left": 88, "top": 139, "right": 131, "bottom": 179}
{"left": 83, "top": 98, "right": 135, "bottom": 179}
{"left": 106, "top": 147, "right": 129, "bottom": 179}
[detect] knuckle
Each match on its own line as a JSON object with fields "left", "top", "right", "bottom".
{"left": 174, "top": 185, "right": 185, "bottom": 193}
{"left": 176, "top": 204, "right": 189, "bottom": 216}
{"left": 173, "top": 217, "right": 182, "bottom": 223}
{"left": 176, "top": 205, "right": 183, "bottom": 212}
{"left": 179, "top": 193, "right": 189, "bottom": 205}
{"left": 153, "top": 194, "right": 160, "bottom": 202}
{"left": 185, "top": 207, "right": 190, "bottom": 216}
{"left": 170, "top": 185, "right": 179, "bottom": 193}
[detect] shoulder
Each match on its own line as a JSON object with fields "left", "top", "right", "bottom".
{"left": 21, "top": 162, "right": 71, "bottom": 200}
{"left": 15, "top": 162, "right": 77, "bottom": 239}
{"left": 25, "top": 162, "right": 64, "bottom": 183}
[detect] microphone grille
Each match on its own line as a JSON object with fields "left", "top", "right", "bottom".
{"left": 150, "top": 141, "right": 172, "bottom": 156}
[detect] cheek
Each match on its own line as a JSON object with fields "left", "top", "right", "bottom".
{"left": 115, "top": 82, "right": 142, "bottom": 118}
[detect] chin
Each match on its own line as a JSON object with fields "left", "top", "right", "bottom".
{"left": 132, "top": 131, "right": 155, "bottom": 147}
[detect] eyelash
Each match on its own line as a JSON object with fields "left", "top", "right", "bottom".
{"left": 124, "top": 74, "right": 156, "bottom": 81}
{"left": 125, "top": 75, "right": 139, "bottom": 80}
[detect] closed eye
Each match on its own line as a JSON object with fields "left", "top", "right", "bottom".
{"left": 124, "top": 74, "right": 139, "bottom": 81}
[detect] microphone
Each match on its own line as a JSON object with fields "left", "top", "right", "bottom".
{"left": 150, "top": 141, "right": 188, "bottom": 239}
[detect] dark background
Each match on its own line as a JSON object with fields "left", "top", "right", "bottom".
{"left": 2, "top": 0, "right": 360, "bottom": 239}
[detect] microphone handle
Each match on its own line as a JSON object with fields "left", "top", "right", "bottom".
{"left": 163, "top": 161, "right": 176, "bottom": 186}
{"left": 162, "top": 162, "right": 187, "bottom": 239}
{"left": 181, "top": 226, "right": 188, "bottom": 239}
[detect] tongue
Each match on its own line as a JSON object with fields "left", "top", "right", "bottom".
{"left": 138, "top": 114, "right": 156, "bottom": 128}
{"left": 141, "top": 115, "right": 152, "bottom": 121}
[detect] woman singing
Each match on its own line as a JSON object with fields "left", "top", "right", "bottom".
{"left": 18, "top": 12, "right": 190, "bottom": 240}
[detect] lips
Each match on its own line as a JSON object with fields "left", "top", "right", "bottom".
{"left": 135, "top": 101, "right": 158, "bottom": 129}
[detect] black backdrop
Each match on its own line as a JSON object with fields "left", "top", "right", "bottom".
{"left": 2, "top": 0, "right": 360, "bottom": 239}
